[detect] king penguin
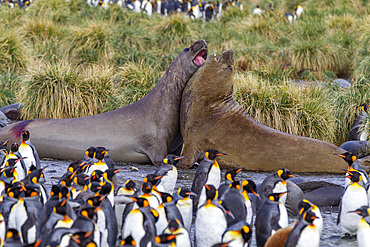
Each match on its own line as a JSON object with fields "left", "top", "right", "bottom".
{"left": 195, "top": 184, "right": 228, "bottom": 247}
{"left": 335, "top": 152, "right": 369, "bottom": 187}
{"left": 349, "top": 103, "right": 370, "bottom": 141}
{"left": 115, "top": 179, "right": 136, "bottom": 239}
{"left": 174, "top": 186, "right": 196, "bottom": 232}
{"left": 154, "top": 154, "right": 184, "bottom": 194}
{"left": 191, "top": 149, "right": 225, "bottom": 211}
{"left": 163, "top": 219, "right": 191, "bottom": 247}
{"left": 218, "top": 168, "right": 243, "bottom": 199}
{"left": 220, "top": 181, "right": 246, "bottom": 227}
{"left": 255, "top": 192, "right": 288, "bottom": 247}
{"left": 348, "top": 206, "right": 370, "bottom": 247}
{"left": 285, "top": 210, "right": 320, "bottom": 247}
{"left": 337, "top": 170, "right": 368, "bottom": 238}
{"left": 221, "top": 221, "right": 252, "bottom": 247}
{"left": 18, "top": 130, "right": 40, "bottom": 171}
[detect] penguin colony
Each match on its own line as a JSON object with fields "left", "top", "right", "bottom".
{"left": 0, "top": 130, "right": 369, "bottom": 246}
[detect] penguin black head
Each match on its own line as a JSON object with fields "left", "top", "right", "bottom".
{"left": 91, "top": 170, "right": 104, "bottom": 179}
{"left": 50, "top": 185, "right": 60, "bottom": 198}
{"left": 160, "top": 192, "right": 173, "bottom": 203}
{"left": 241, "top": 180, "right": 258, "bottom": 197}
{"left": 178, "top": 186, "right": 196, "bottom": 198}
{"left": 302, "top": 210, "right": 318, "bottom": 224}
{"left": 142, "top": 182, "right": 153, "bottom": 194}
{"left": 348, "top": 206, "right": 370, "bottom": 218}
{"left": 125, "top": 179, "right": 136, "bottom": 190}
{"left": 5, "top": 228, "right": 21, "bottom": 241}
{"left": 29, "top": 168, "right": 45, "bottom": 184}
{"left": 74, "top": 173, "right": 89, "bottom": 186}
{"left": 205, "top": 149, "right": 227, "bottom": 160}
{"left": 277, "top": 168, "right": 295, "bottom": 181}
{"left": 205, "top": 184, "right": 217, "bottom": 201}
{"left": 6, "top": 184, "right": 23, "bottom": 199}
{"left": 71, "top": 231, "right": 95, "bottom": 247}
{"left": 0, "top": 139, "right": 9, "bottom": 149}
{"left": 2, "top": 167, "right": 17, "bottom": 180}
{"left": 298, "top": 199, "right": 313, "bottom": 216}
{"left": 87, "top": 195, "right": 105, "bottom": 207}
{"left": 6, "top": 158, "right": 24, "bottom": 168}
{"left": 22, "top": 130, "right": 30, "bottom": 141}
{"left": 162, "top": 154, "right": 185, "bottom": 166}
{"left": 241, "top": 224, "right": 252, "bottom": 243}
{"left": 360, "top": 103, "right": 370, "bottom": 113}
{"left": 85, "top": 147, "right": 96, "bottom": 159}
{"left": 229, "top": 181, "right": 241, "bottom": 190}
{"left": 94, "top": 147, "right": 108, "bottom": 161}
{"left": 103, "top": 168, "right": 123, "bottom": 182}
{"left": 155, "top": 233, "right": 178, "bottom": 245}
{"left": 24, "top": 187, "right": 39, "bottom": 198}
{"left": 10, "top": 143, "right": 19, "bottom": 153}
{"left": 346, "top": 170, "right": 362, "bottom": 183}
{"left": 130, "top": 197, "right": 150, "bottom": 208}
{"left": 59, "top": 186, "right": 70, "bottom": 199}
{"left": 120, "top": 235, "right": 136, "bottom": 246}
{"left": 98, "top": 182, "right": 112, "bottom": 196}
{"left": 79, "top": 207, "right": 96, "bottom": 220}
{"left": 28, "top": 165, "right": 37, "bottom": 175}
{"left": 335, "top": 152, "right": 357, "bottom": 166}
{"left": 88, "top": 181, "right": 102, "bottom": 193}
{"left": 68, "top": 160, "right": 83, "bottom": 173}
{"left": 53, "top": 199, "right": 68, "bottom": 215}
{"left": 225, "top": 168, "right": 243, "bottom": 182}
{"left": 168, "top": 219, "right": 180, "bottom": 232}
{"left": 144, "top": 174, "right": 162, "bottom": 186}
{"left": 267, "top": 192, "right": 287, "bottom": 202}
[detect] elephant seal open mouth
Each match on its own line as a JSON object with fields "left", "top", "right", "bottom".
{"left": 0, "top": 40, "right": 208, "bottom": 166}
{"left": 179, "top": 49, "right": 347, "bottom": 173}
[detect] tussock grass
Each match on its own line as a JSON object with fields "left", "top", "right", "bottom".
{"left": 0, "top": 29, "right": 28, "bottom": 73}
{"left": 234, "top": 72, "right": 337, "bottom": 143}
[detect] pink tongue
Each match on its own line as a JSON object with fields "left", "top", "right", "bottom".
{"left": 194, "top": 55, "right": 205, "bottom": 66}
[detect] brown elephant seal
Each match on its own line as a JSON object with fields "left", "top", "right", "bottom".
{"left": 179, "top": 49, "right": 346, "bottom": 173}
{"left": 0, "top": 40, "right": 208, "bottom": 166}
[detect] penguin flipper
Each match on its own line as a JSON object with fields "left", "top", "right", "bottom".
{"left": 337, "top": 200, "right": 342, "bottom": 225}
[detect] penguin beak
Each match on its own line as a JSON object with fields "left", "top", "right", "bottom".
{"left": 236, "top": 168, "right": 243, "bottom": 173}
{"left": 347, "top": 210, "right": 361, "bottom": 214}
{"left": 252, "top": 191, "right": 259, "bottom": 198}
{"left": 186, "top": 191, "right": 197, "bottom": 196}
{"left": 155, "top": 175, "right": 163, "bottom": 180}
{"left": 114, "top": 169, "right": 124, "bottom": 174}
{"left": 99, "top": 195, "right": 107, "bottom": 201}
{"left": 215, "top": 152, "right": 227, "bottom": 156}
{"left": 224, "top": 209, "right": 234, "bottom": 219}
{"left": 288, "top": 174, "right": 295, "bottom": 177}
{"left": 174, "top": 156, "right": 185, "bottom": 161}
{"left": 279, "top": 192, "right": 287, "bottom": 197}
{"left": 335, "top": 154, "right": 346, "bottom": 158}
{"left": 204, "top": 185, "right": 211, "bottom": 190}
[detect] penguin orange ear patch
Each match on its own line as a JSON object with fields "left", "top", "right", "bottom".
{"left": 352, "top": 155, "right": 357, "bottom": 162}
{"left": 269, "top": 195, "right": 274, "bottom": 201}
{"left": 242, "top": 225, "right": 250, "bottom": 233}
{"left": 277, "top": 169, "right": 283, "bottom": 178}
{"left": 163, "top": 158, "right": 168, "bottom": 164}
{"left": 6, "top": 231, "right": 13, "bottom": 239}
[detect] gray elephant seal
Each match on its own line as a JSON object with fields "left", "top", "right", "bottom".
{"left": 0, "top": 40, "right": 208, "bottom": 165}
{"left": 179, "top": 50, "right": 346, "bottom": 173}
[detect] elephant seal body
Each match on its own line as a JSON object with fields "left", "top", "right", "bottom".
{"left": 340, "top": 141, "right": 369, "bottom": 158}
{"left": 0, "top": 40, "right": 208, "bottom": 165}
{"left": 179, "top": 50, "right": 346, "bottom": 173}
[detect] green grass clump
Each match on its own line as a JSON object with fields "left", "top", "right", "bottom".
{"left": 0, "top": 29, "right": 28, "bottom": 73}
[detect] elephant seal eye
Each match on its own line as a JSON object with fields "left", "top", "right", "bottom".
{"left": 184, "top": 48, "right": 190, "bottom": 52}
{"left": 228, "top": 66, "right": 233, "bottom": 71}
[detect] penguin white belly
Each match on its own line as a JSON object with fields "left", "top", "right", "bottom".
{"left": 198, "top": 187, "right": 206, "bottom": 208}
{"left": 143, "top": 0, "right": 153, "bottom": 15}
{"left": 340, "top": 185, "right": 368, "bottom": 235}
{"left": 312, "top": 207, "right": 323, "bottom": 235}
{"left": 87, "top": 164, "right": 109, "bottom": 176}
{"left": 155, "top": 205, "right": 167, "bottom": 234}
{"left": 176, "top": 198, "right": 193, "bottom": 231}
{"left": 26, "top": 225, "right": 37, "bottom": 244}
{"left": 206, "top": 166, "right": 221, "bottom": 189}
{"left": 54, "top": 219, "right": 74, "bottom": 229}
{"left": 0, "top": 216, "right": 5, "bottom": 242}
{"left": 357, "top": 218, "right": 370, "bottom": 247}
{"left": 122, "top": 210, "right": 145, "bottom": 242}
{"left": 14, "top": 162, "right": 26, "bottom": 182}
{"left": 244, "top": 199, "right": 253, "bottom": 225}
{"left": 296, "top": 7, "right": 303, "bottom": 17}
{"left": 18, "top": 144, "right": 36, "bottom": 171}
{"left": 278, "top": 203, "right": 288, "bottom": 228}
{"left": 157, "top": 1, "right": 161, "bottom": 14}
{"left": 222, "top": 231, "right": 244, "bottom": 247}
{"left": 60, "top": 234, "right": 72, "bottom": 247}
{"left": 296, "top": 225, "right": 320, "bottom": 247}
{"left": 157, "top": 168, "right": 177, "bottom": 194}
{"left": 195, "top": 205, "right": 227, "bottom": 247}
{"left": 9, "top": 200, "right": 27, "bottom": 242}
{"left": 134, "top": 1, "right": 141, "bottom": 12}
{"left": 115, "top": 188, "right": 135, "bottom": 237}
{"left": 97, "top": 210, "right": 108, "bottom": 247}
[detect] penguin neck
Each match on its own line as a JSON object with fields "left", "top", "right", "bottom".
{"left": 95, "top": 160, "right": 105, "bottom": 165}
{"left": 242, "top": 190, "right": 249, "bottom": 201}
{"left": 205, "top": 199, "right": 214, "bottom": 207}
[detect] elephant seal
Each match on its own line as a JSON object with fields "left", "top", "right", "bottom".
{"left": 340, "top": 141, "right": 369, "bottom": 158}
{"left": 0, "top": 40, "right": 208, "bottom": 165}
{"left": 296, "top": 181, "right": 344, "bottom": 206}
{"left": 179, "top": 50, "right": 346, "bottom": 173}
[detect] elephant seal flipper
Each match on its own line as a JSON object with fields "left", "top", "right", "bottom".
{"left": 0, "top": 40, "right": 208, "bottom": 165}
{"left": 179, "top": 50, "right": 346, "bottom": 173}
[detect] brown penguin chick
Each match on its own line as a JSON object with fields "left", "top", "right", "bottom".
{"left": 264, "top": 226, "right": 294, "bottom": 247}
